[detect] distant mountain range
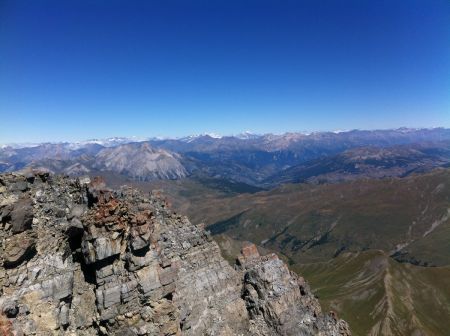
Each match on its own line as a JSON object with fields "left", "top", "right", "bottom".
{"left": 1, "top": 128, "right": 450, "bottom": 184}
{"left": 264, "top": 142, "right": 450, "bottom": 185}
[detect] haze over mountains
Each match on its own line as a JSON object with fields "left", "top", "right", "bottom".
{"left": 1, "top": 128, "right": 450, "bottom": 185}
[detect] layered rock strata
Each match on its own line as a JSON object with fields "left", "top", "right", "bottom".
{"left": 0, "top": 171, "right": 350, "bottom": 335}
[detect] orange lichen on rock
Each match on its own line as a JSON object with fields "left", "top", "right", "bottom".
{"left": 0, "top": 313, "right": 13, "bottom": 336}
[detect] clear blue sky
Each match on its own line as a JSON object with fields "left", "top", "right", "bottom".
{"left": 0, "top": 0, "right": 449, "bottom": 143}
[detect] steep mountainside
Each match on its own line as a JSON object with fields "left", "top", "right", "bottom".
{"left": 0, "top": 171, "right": 349, "bottom": 335}
{"left": 296, "top": 250, "right": 450, "bottom": 336}
{"left": 0, "top": 143, "right": 188, "bottom": 182}
{"left": 93, "top": 142, "right": 187, "bottom": 180}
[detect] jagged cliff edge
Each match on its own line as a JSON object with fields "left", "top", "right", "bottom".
{"left": 0, "top": 171, "right": 350, "bottom": 335}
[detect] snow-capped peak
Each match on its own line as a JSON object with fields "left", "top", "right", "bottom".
{"left": 235, "top": 131, "right": 261, "bottom": 139}
{"left": 204, "top": 132, "right": 222, "bottom": 139}
{"left": 68, "top": 136, "right": 151, "bottom": 149}
{"left": 179, "top": 133, "right": 223, "bottom": 142}
{"left": 0, "top": 142, "right": 41, "bottom": 149}
{"left": 332, "top": 129, "right": 349, "bottom": 134}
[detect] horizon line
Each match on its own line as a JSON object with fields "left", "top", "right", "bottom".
{"left": 1, "top": 126, "right": 449, "bottom": 148}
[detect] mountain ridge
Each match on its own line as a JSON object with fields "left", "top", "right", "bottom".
{"left": 2, "top": 127, "right": 448, "bottom": 149}
{"left": 2, "top": 128, "right": 449, "bottom": 184}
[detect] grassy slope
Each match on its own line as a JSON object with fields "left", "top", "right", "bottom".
{"left": 144, "top": 169, "right": 450, "bottom": 266}
{"left": 295, "top": 250, "right": 450, "bottom": 336}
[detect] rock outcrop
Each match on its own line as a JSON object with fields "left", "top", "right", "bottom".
{"left": 0, "top": 171, "right": 350, "bottom": 335}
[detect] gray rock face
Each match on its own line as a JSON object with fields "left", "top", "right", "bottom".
{"left": 0, "top": 171, "right": 351, "bottom": 335}
{"left": 238, "top": 243, "right": 351, "bottom": 335}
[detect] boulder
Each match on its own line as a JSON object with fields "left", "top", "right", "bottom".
{"left": 3, "top": 233, "right": 36, "bottom": 268}
{"left": 9, "top": 181, "right": 29, "bottom": 192}
{"left": 68, "top": 205, "right": 86, "bottom": 220}
{"left": 1, "top": 300, "right": 18, "bottom": 318}
{"left": 10, "top": 196, "right": 34, "bottom": 233}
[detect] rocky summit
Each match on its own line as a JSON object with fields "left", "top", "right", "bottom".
{"left": 0, "top": 171, "right": 350, "bottom": 336}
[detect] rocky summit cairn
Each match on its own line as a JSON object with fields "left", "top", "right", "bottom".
{"left": 0, "top": 171, "right": 350, "bottom": 335}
